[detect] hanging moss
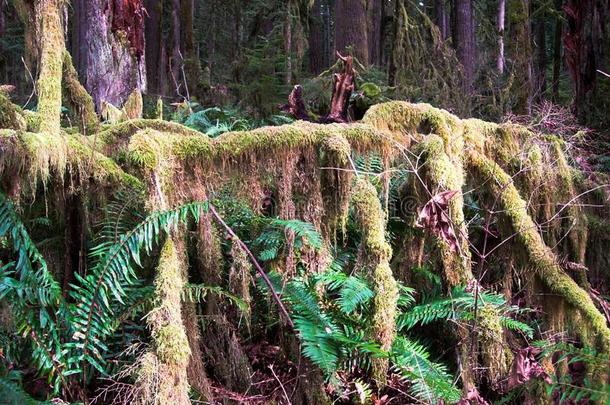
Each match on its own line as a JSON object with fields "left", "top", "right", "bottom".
{"left": 123, "top": 89, "right": 144, "bottom": 120}
{"left": 0, "top": 92, "right": 26, "bottom": 130}
{"left": 351, "top": 179, "right": 398, "bottom": 385}
{"left": 320, "top": 134, "right": 352, "bottom": 239}
{"left": 142, "top": 237, "right": 191, "bottom": 405}
{"left": 36, "top": 0, "right": 65, "bottom": 135}
{"left": 467, "top": 150, "right": 610, "bottom": 353}
{"left": 61, "top": 51, "right": 99, "bottom": 135}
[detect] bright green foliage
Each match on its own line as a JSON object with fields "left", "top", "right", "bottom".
{"left": 262, "top": 268, "right": 461, "bottom": 403}
{"left": 253, "top": 218, "right": 323, "bottom": 261}
{"left": 397, "top": 286, "right": 534, "bottom": 338}
{"left": 66, "top": 201, "right": 209, "bottom": 379}
{"left": 0, "top": 193, "right": 63, "bottom": 384}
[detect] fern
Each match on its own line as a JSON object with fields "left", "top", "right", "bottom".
{"left": 253, "top": 218, "right": 323, "bottom": 262}
{"left": 397, "top": 286, "right": 533, "bottom": 338}
{"left": 182, "top": 283, "right": 249, "bottom": 314}
{"left": 0, "top": 373, "right": 47, "bottom": 405}
{"left": 66, "top": 201, "right": 209, "bottom": 379}
{"left": 0, "top": 193, "right": 64, "bottom": 383}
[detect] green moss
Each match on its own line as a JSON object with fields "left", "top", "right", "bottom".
{"left": 155, "top": 324, "right": 191, "bottom": 365}
{"left": 62, "top": 51, "right": 99, "bottom": 134}
{"left": 416, "top": 135, "right": 472, "bottom": 286}
{"left": 123, "top": 89, "right": 143, "bottom": 120}
{"left": 351, "top": 179, "right": 398, "bottom": 384}
{"left": 468, "top": 150, "right": 610, "bottom": 353}
{"left": 0, "top": 92, "right": 26, "bottom": 130}
{"left": 36, "top": 0, "right": 64, "bottom": 135}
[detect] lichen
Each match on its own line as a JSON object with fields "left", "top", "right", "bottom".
{"left": 0, "top": 92, "right": 26, "bottom": 130}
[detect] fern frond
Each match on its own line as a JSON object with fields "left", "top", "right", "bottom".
{"left": 67, "top": 201, "right": 209, "bottom": 379}
{"left": 182, "top": 283, "right": 249, "bottom": 314}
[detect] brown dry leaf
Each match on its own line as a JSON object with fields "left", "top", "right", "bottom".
{"left": 456, "top": 388, "right": 490, "bottom": 405}
{"left": 416, "top": 190, "right": 460, "bottom": 251}
{"left": 507, "top": 346, "right": 552, "bottom": 390}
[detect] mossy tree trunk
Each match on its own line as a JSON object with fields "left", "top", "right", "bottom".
{"left": 36, "top": 0, "right": 64, "bottom": 134}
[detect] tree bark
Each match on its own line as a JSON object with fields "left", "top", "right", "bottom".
{"left": 170, "top": 0, "right": 184, "bottom": 97}
{"left": 452, "top": 0, "right": 476, "bottom": 93}
{"left": 509, "top": 0, "right": 533, "bottom": 114}
{"left": 496, "top": 0, "right": 505, "bottom": 73}
{"left": 368, "top": 0, "right": 383, "bottom": 65}
{"left": 285, "top": 0, "right": 293, "bottom": 84}
{"left": 334, "top": 0, "right": 369, "bottom": 66}
{"left": 308, "top": 0, "right": 326, "bottom": 75}
{"left": 551, "top": 0, "right": 562, "bottom": 101}
{"left": 325, "top": 53, "right": 355, "bottom": 123}
{"left": 434, "top": 0, "right": 449, "bottom": 40}
{"left": 144, "top": 0, "right": 162, "bottom": 96}
{"left": 84, "top": 0, "right": 146, "bottom": 111}
{"left": 563, "top": 0, "right": 608, "bottom": 120}
{"left": 533, "top": 6, "right": 547, "bottom": 102}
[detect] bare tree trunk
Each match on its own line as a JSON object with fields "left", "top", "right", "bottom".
{"left": 434, "top": 0, "right": 449, "bottom": 40}
{"left": 563, "top": 0, "right": 608, "bottom": 120}
{"left": 533, "top": 7, "right": 547, "bottom": 102}
{"left": 452, "top": 0, "right": 476, "bottom": 93}
{"left": 170, "top": 0, "right": 184, "bottom": 98}
{"left": 551, "top": 0, "right": 562, "bottom": 101}
{"left": 496, "top": 0, "right": 505, "bottom": 73}
{"left": 334, "top": 0, "right": 369, "bottom": 66}
{"left": 368, "top": 0, "right": 382, "bottom": 65}
{"left": 509, "top": 0, "right": 533, "bottom": 114}
{"left": 285, "top": 0, "right": 292, "bottom": 84}
{"left": 144, "top": 0, "right": 162, "bottom": 95}
{"left": 308, "top": 0, "right": 326, "bottom": 74}
{"left": 84, "top": 0, "right": 146, "bottom": 111}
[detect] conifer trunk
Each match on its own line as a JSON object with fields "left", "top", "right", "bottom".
{"left": 84, "top": 0, "right": 146, "bottom": 110}
{"left": 334, "top": 0, "right": 369, "bottom": 66}
{"left": 452, "top": 0, "right": 476, "bottom": 93}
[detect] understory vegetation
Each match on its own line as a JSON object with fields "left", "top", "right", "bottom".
{"left": 1, "top": 0, "right": 610, "bottom": 404}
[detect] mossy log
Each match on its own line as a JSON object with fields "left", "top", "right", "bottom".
{"left": 1, "top": 96, "right": 609, "bottom": 399}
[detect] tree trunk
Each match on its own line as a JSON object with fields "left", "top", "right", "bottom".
{"left": 182, "top": 0, "right": 203, "bottom": 98}
{"left": 434, "top": 0, "right": 449, "bottom": 40}
{"left": 551, "top": 0, "right": 563, "bottom": 101}
{"left": 533, "top": 6, "right": 547, "bottom": 102}
{"left": 496, "top": 0, "right": 505, "bottom": 73}
{"left": 170, "top": 0, "right": 184, "bottom": 97}
{"left": 308, "top": 0, "right": 326, "bottom": 75}
{"left": 285, "top": 0, "right": 293, "bottom": 84}
{"left": 144, "top": 0, "right": 162, "bottom": 96}
{"left": 509, "top": 0, "right": 533, "bottom": 114}
{"left": 334, "top": 0, "right": 369, "bottom": 66}
{"left": 368, "top": 0, "right": 383, "bottom": 65}
{"left": 36, "top": 0, "right": 65, "bottom": 134}
{"left": 563, "top": 0, "right": 608, "bottom": 120}
{"left": 84, "top": 0, "right": 146, "bottom": 111}
{"left": 452, "top": 0, "right": 476, "bottom": 93}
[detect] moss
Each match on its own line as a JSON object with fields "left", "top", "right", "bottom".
{"left": 144, "top": 237, "right": 191, "bottom": 404}
{"left": 416, "top": 135, "right": 472, "bottom": 286}
{"left": 351, "top": 179, "right": 398, "bottom": 385}
{"left": 36, "top": 0, "right": 65, "bottom": 135}
{"left": 320, "top": 134, "right": 352, "bottom": 238}
{"left": 155, "top": 324, "right": 191, "bottom": 365}
{"left": 155, "top": 98, "right": 163, "bottom": 120}
{"left": 62, "top": 51, "right": 99, "bottom": 135}
{"left": 468, "top": 150, "right": 610, "bottom": 353}
{"left": 123, "top": 89, "right": 143, "bottom": 120}
{"left": 478, "top": 305, "right": 512, "bottom": 385}
{"left": 100, "top": 101, "right": 124, "bottom": 124}
{"left": 0, "top": 92, "right": 26, "bottom": 130}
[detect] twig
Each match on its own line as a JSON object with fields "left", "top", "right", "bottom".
{"left": 269, "top": 364, "right": 290, "bottom": 404}
{"left": 208, "top": 203, "right": 294, "bottom": 328}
